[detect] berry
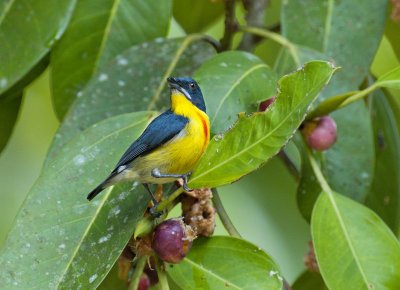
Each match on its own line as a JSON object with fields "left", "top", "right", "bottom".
{"left": 259, "top": 96, "right": 276, "bottom": 111}
{"left": 138, "top": 273, "right": 150, "bottom": 290}
{"left": 151, "top": 218, "right": 195, "bottom": 264}
{"left": 302, "top": 116, "right": 337, "bottom": 151}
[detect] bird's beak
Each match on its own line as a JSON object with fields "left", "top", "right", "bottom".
{"left": 167, "top": 77, "right": 192, "bottom": 100}
{"left": 167, "top": 77, "right": 179, "bottom": 90}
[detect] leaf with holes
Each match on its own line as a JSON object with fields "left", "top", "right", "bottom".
{"left": 46, "top": 36, "right": 216, "bottom": 164}
{"left": 167, "top": 236, "right": 283, "bottom": 290}
{"left": 188, "top": 61, "right": 336, "bottom": 188}
{"left": 312, "top": 191, "right": 400, "bottom": 290}
{"left": 0, "top": 111, "right": 155, "bottom": 289}
{"left": 194, "top": 51, "right": 277, "bottom": 134}
{"left": 51, "top": 0, "right": 172, "bottom": 118}
{"left": 0, "top": 0, "right": 76, "bottom": 95}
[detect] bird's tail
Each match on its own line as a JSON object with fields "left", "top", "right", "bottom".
{"left": 87, "top": 183, "right": 105, "bottom": 201}
{"left": 87, "top": 171, "right": 118, "bottom": 201}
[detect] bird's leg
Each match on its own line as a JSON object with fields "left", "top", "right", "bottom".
{"left": 151, "top": 168, "right": 192, "bottom": 192}
{"left": 142, "top": 183, "right": 163, "bottom": 218}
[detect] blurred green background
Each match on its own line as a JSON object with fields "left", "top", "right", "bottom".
{"left": 0, "top": 3, "right": 398, "bottom": 284}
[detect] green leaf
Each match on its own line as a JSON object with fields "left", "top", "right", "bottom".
{"left": 173, "top": 0, "right": 223, "bottom": 33}
{"left": 167, "top": 236, "right": 283, "bottom": 290}
{"left": 46, "top": 36, "right": 216, "bottom": 165}
{"left": 51, "top": 0, "right": 172, "bottom": 119}
{"left": 281, "top": 0, "right": 384, "bottom": 203}
{"left": 376, "top": 66, "right": 400, "bottom": 89}
{"left": 0, "top": 0, "right": 76, "bottom": 95}
{"left": 385, "top": 9, "right": 400, "bottom": 61}
{"left": 194, "top": 51, "right": 278, "bottom": 134}
{"left": 366, "top": 90, "right": 400, "bottom": 235}
{"left": 282, "top": 0, "right": 387, "bottom": 96}
{"left": 0, "top": 111, "right": 155, "bottom": 289}
{"left": 0, "top": 93, "right": 21, "bottom": 153}
{"left": 292, "top": 271, "right": 327, "bottom": 290}
{"left": 188, "top": 61, "right": 336, "bottom": 188}
{"left": 311, "top": 191, "right": 400, "bottom": 290}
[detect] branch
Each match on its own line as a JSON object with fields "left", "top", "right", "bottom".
{"left": 278, "top": 150, "right": 299, "bottom": 181}
{"left": 129, "top": 256, "right": 147, "bottom": 290}
{"left": 220, "top": 0, "right": 238, "bottom": 51}
{"left": 211, "top": 188, "right": 241, "bottom": 238}
{"left": 238, "top": 0, "right": 268, "bottom": 51}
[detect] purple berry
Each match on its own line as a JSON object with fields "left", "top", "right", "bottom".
{"left": 259, "top": 96, "right": 276, "bottom": 111}
{"left": 152, "top": 219, "right": 195, "bottom": 264}
{"left": 302, "top": 116, "right": 337, "bottom": 151}
{"left": 138, "top": 273, "right": 150, "bottom": 290}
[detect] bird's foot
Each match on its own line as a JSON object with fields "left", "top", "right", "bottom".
{"left": 151, "top": 169, "right": 193, "bottom": 192}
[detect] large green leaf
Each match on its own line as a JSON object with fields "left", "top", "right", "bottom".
{"left": 51, "top": 0, "right": 172, "bottom": 119}
{"left": 194, "top": 51, "right": 277, "bottom": 134}
{"left": 167, "top": 236, "right": 282, "bottom": 290}
{"left": 312, "top": 191, "right": 400, "bottom": 290}
{"left": 281, "top": 0, "right": 384, "bottom": 203}
{"left": 0, "top": 111, "right": 155, "bottom": 289}
{"left": 173, "top": 0, "right": 223, "bottom": 33}
{"left": 188, "top": 61, "right": 336, "bottom": 188}
{"left": 366, "top": 90, "right": 400, "bottom": 235}
{"left": 0, "top": 93, "right": 21, "bottom": 153}
{"left": 0, "top": 0, "right": 76, "bottom": 95}
{"left": 46, "top": 36, "right": 216, "bottom": 164}
{"left": 282, "top": 0, "right": 387, "bottom": 97}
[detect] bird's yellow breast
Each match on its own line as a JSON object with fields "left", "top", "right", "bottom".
{"left": 127, "top": 93, "right": 210, "bottom": 184}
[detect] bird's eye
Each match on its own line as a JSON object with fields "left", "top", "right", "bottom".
{"left": 189, "top": 83, "right": 195, "bottom": 90}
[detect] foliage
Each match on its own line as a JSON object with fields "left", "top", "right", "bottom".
{"left": 1, "top": 0, "right": 400, "bottom": 289}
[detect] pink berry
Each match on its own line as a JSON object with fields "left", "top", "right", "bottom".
{"left": 302, "top": 116, "right": 337, "bottom": 151}
{"left": 259, "top": 96, "right": 276, "bottom": 111}
{"left": 151, "top": 219, "right": 195, "bottom": 264}
{"left": 137, "top": 273, "right": 150, "bottom": 290}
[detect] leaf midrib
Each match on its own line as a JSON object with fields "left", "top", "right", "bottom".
{"left": 326, "top": 193, "right": 371, "bottom": 288}
{"left": 55, "top": 187, "right": 114, "bottom": 288}
{"left": 183, "top": 258, "right": 243, "bottom": 290}
{"left": 192, "top": 71, "right": 328, "bottom": 183}
{"left": 0, "top": 0, "right": 16, "bottom": 25}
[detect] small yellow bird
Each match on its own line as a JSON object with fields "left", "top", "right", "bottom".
{"left": 87, "top": 77, "right": 210, "bottom": 210}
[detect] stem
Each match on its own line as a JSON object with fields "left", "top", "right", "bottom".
{"left": 211, "top": 188, "right": 241, "bottom": 238}
{"left": 129, "top": 256, "right": 147, "bottom": 290}
{"left": 238, "top": 0, "right": 268, "bottom": 51}
{"left": 155, "top": 258, "right": 170, "bottom": 290}
{"left": 307, "top": 150, "right": 332, "bottom": 194}
{"left": 240, "top": 26, "right": 300, "bottom": 65}
{"left": 278, "top": 151, "right": 299, "bottom": 181}
{"left": 337, "top": 83, "right": 377, "bottom": 109}
{"left": 220, "top": 0, "right": 238, "bottom": 50}
{"left": 155, "top": 187, "right": 184, "bottom": 212}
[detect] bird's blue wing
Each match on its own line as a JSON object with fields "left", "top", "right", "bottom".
{"left": 113, "top": 110, "right": 188, "bottom": 171}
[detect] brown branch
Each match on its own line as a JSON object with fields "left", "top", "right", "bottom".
{"left": 220, "top": 0, "right": 238, "bottom": 51}
{"left": 238, "top": 0, "right": 268, "bottom": 51}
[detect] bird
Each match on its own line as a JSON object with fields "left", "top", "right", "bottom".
{"left": 87, "top": 77, "right": 210, "bottom": 210}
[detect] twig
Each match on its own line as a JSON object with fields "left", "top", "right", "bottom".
{"left": 211, "top": 188, "right": 241, "bottom": 238}
{"left": 220, "top": 0, "right": 238, "bottom": 51}
{"left": 240, "top": 26, "right": 300, "bottom": 65}
{"left": 129, "top": 255, "right": 147, "bottom": 290}
{"left": 238, "top": 0, "right": 268, "bottom": 51}
{"left": 155, "top": 257, "right": 170, "bottom": 290}
{"left": 278, "top": 151, "right": 299, "bottom": 181}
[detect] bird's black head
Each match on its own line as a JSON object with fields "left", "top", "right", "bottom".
{"left": 167, "top": 77, "right": 206, "bottom": 112}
